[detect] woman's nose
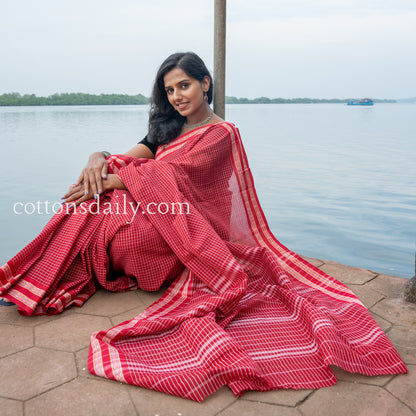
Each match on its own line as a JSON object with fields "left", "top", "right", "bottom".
{"left": 172, "top": 89, "right": 182, "bottom": 101}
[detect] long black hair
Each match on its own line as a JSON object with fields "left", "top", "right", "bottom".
{"left": 147, "top": 52, "right": 213, "bottom": 145}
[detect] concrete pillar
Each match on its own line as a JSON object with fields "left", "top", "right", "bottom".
{"left": 214, "top": 0, "right": 226, "bottom": 119}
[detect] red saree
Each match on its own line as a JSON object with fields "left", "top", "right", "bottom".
{"left": 0, "top": 122, "right": 407, "bottom": 401}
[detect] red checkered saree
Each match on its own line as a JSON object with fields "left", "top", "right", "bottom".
{"left": 1, "top": 122, "right": 407, "bottom": 400}
{"left": 90, "top": 122, "right": 406, "bottom": 400}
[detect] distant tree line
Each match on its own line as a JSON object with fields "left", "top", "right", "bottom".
{"left": 0, "top": 92, "right": 149, "bottom": 106}
{"left": 0, "top": 92, "right": 396, "bottom": 106}
{"left": 225, "top": 96, "right": 396, "bottom": 104}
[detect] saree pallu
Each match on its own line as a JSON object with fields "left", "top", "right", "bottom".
{"left": 0, "top": 122, "right": 407, "bottom": 400}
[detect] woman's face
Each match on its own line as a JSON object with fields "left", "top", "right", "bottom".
{"left": 163, "top": 67, "right": 210, "bottom": 120}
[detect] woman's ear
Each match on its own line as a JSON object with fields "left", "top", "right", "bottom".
{"left": 202, "top": 76, "right": 210, "bottom": 92}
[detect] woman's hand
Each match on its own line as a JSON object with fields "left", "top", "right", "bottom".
{"left": 75, "top": 152, "right": 109, "bottom": 199}
{"left": 62, "top": 174, "right": 126, "bottom": 206}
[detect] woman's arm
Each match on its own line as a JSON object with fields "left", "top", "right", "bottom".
{"left": 63, "top": 143, "right": 155, "bottom": 206}
{"left": 124, "top": 143, "right": 155, "bottom": 159}
{"left": 63, "top": 173, "right": 127, "bottom": 206}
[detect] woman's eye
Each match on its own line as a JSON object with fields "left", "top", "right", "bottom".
{"left": 166, "top": 89, "right": 173, "bottom": 95}
{"left": 181, "top": 84, "right": 188, "bottom": 89}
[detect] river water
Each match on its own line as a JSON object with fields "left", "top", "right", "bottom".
{"left": 0, "top": 104, "right": 414, "bottom": 278}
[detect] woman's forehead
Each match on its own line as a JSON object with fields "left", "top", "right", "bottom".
{"left": 163, "top": 67, "right": 191, "bottom": 87}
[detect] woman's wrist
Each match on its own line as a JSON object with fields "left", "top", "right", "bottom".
{"left": 89, "top": 151, "right": 108, "bottom": 161}
{"left": 103, "top": 174, "right": 126, "bottom": 192}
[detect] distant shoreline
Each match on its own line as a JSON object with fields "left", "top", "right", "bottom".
{"left": 0, "top": 92, "right": 397, "bottom": 106}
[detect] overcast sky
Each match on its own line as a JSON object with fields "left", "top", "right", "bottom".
{"left": 1, "top": 0, "right": 415, "bottom": 99}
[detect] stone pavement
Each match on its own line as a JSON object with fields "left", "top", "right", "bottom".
{"left": 1, "top": 257, "right": 415, "bottom": 416}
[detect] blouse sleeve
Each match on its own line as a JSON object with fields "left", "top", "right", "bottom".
{"left": 138, "top": 135, "right": 158, "bottom": 156}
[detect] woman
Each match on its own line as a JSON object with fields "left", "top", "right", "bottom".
{"left": 0, "top": 52, "right": 407, "bottom": 401}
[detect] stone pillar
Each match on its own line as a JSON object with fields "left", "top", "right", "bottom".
{"left": 404, "top": 251, "right": 416, "bottom": 303}
{"left": 214, "top": 0, "right": 226, "bottom": 119}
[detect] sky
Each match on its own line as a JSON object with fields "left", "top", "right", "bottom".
{"left": 1, "top": 0, "right": 415, "bottom": 99}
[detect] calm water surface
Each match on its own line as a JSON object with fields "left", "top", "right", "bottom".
{"left": 0, "top": 104, "right": 415, "bottom": 278}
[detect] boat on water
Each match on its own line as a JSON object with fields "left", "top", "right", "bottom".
{"left": 347, "top": 98, "right": 374, "bottom": 106}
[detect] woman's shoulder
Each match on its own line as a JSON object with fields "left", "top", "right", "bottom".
{"left": 198, "top": 121, "right": 242, "bottom": 151}
{"left": 206, "top": 120, "right": 239, "bottom": 135}
{"left": 205, "top": 121, "right": 241, "bottom": 143}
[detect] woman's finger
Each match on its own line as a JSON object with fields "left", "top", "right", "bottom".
{"left": 94, "top": 170, "right": 103, "bottom": 196}
{"left": 87, "top": 170, "right": 99, "bottom": 199}
{"left": 63, "top": 189, "right": 85, "bottom": 203}
{"left": 83, "top": 172, "right": 90, "bottom": 197}
{"left": 63, "top": 184, "right": 82, "bottom": 199}
{"left": 75, "top": 171, "right": 85, "bottom": 187}
{"left": 101, "top": 162, "right": 108, "bottom": 179}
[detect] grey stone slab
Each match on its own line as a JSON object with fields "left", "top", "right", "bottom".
{"left": 318, "top": 262, "right": 376, "bottom": 285}
{"left": 25, "top": 378, "right": 136, "bottom": 416}
{"left": 0, "top": 397, "right": 23, "bottom": 416}
{"left": 218, "top": 400, "right": 301, "bottom": 416}
{"left": 299, "top": 256, "right": 325, "bottom": 268}
{"left": 75, "top": 347, "right": 115, "bottom": 381}
{"left": 348, "top": 284, "right": 385, "bottom": 309}
{"left": 35, "top": 313, "right": 112, "bottom": 352}
{"left": 364, "top": 274, "right": 409, "bottom": 298}
{"left": 0, "top": 347, "right": 76, "bottom": 400}
{"left": 386, "top": 325, "right": 416, "bottom": 365}
{"left": 331, "top": 366, "right": 393, "bottom": 386}
{"left": 370, "top": 312, "right": 393, "bottom": 332}
{"left": 241, "top": 388, "right": 312, "bottom": 406}
{"left": 371, "top": 298, "right": 416, "bottom": 326}
{"left": 110, "top": 304, "right": 149, "bottom": 327}
{"left": 128, "top": 385, "right": 236, "bottom": 416}
{"left": 75, "top": 347, "right": 94, "bottom": 379}
{"left": 299, "top": 381, "right": 414, "bottom": 416}
{"left": 0, "top": 323, "right": 33, "bottom": 357}
{"left": 137, "top": 287, "right": 168, "bottom": 307}
{"left": 0, "top": 304, "right": 65, "bottom": 327}
{"left": 72, "top": 289, "right": 144, "bottom": 317}
{"left": 386, "top": 365, "right": 416, "bottom": 411}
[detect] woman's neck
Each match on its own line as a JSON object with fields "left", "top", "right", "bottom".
{"left": 185, "top": 104, "right": 212, "bottom": 127}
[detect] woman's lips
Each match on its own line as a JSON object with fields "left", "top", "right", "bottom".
{"left": 177, "top": 103, "right": 188, "bottom": 110}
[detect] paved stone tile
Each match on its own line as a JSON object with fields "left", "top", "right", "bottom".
{"left": 128, "top": 385, "right": 236, "bottom": 416}
{"left": 386, "top": 325, "right": 416, "bottom": 365}
{"left": 110, "top": 304, "right": 148, "bottom": 326}
{"left": 0, "top": 304, "right": 65, "bottom": 327}
{"left": 25, "top": 378, "right": 136, "bottom": 416}
{"left": 0, "top": 397, "right": 23, "bottom": 416}
{"left": 331, "top": 366, "right": 393, "bottom": 386}
{"left": 318, "top": 262, "right": 376, "bottom": 285}
{"left": 75, "top": 347, "right": 114, "bottom": 381}
{"left": 0, "top": 323, "right": 33, "bottom": 357}
{"left": 217, "top": 400, "right": 301, "bottom": 416}
{"left": 75, "top": 347, "right": 94, "bottom": 378}
{"left": 371, "top": 298, "right": 416, "bottom": 326}
{"left": 1, "top": 262, "right": 414, "bottom": 416}
{"left": 0, "top": 347, "right": 76, "bottom": 400}
{"left": 387, "top": 365, "right": 416, "bottom": 411}
{"left": 370, "top": 312, "right": 393, "bottom": 332}
{"left": 299, "top": 381, "right": 414, "bottom": 416}
{"left": 241, "top": 388, "right": 312, "bottom": 406}
{"left": 348, "top": 284, "right": 385, "bottom": 309}
{"left": 72, "top": 289, "right": 144, "bottom": 317}
{"left": 35, "top": 313, "right": 112, "bottom": 352}
{"left": 364, "top": 274, "right": 409, "bottom": 298}
{"left": 137, "top": 287, "right": 168, "bottom": 307}
{"left": 300, "top": 256, "right": 325, "bottom": 268}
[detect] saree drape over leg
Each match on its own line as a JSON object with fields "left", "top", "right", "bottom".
{"left": 0, "top": 161, "right": 182, "bottom": 315}
{"left": 0, "top": 122, "right": 407, "bottom": 401}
